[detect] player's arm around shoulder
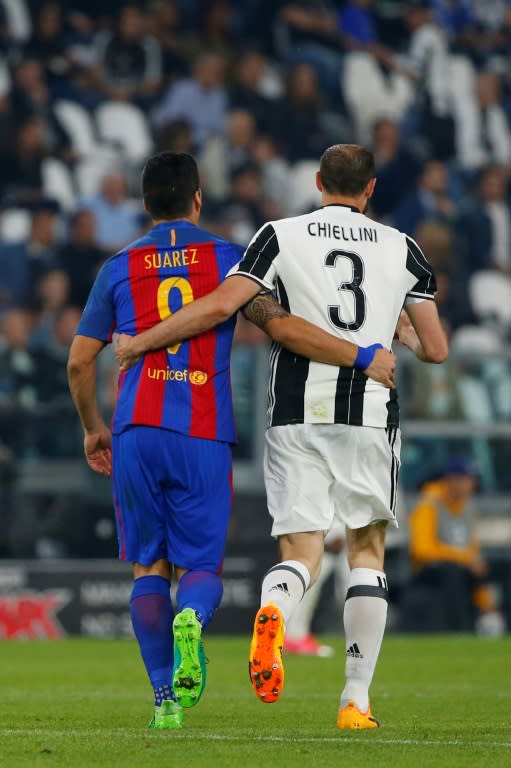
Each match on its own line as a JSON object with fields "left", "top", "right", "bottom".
{"left": 243, "top": 292, "right": 396, "bottom": 388}
{"left": 397, "top": 303, "right": 448, "bottom": 364}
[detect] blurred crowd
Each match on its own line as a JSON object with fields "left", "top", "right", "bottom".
{"left": 1, "top": 0, "right": 511, "bottom": 472}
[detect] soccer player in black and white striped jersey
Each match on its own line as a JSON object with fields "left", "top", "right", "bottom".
{"left": 115, "top": 145, "right": 448, "bottom": 729}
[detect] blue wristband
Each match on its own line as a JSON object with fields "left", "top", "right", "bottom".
{"left": 354, "top": 343, "right": 383, "bottom": 371}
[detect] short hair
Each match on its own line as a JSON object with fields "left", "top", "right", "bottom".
{"left": 319, "top": 144, "right": 375, "bottom": 196}
{"left": 142, "top": 152, "right": 200, "bottom": 220}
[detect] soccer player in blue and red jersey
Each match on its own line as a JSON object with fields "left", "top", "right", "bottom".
{"left": 68, "top": 152, "right": 395, "bottom": 730}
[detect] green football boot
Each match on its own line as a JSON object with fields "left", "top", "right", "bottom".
{"left": 172, "top": 608, "right": 207, "bottom": 708}
{"left": 148, "top": 699, "right": 183, "bottom": 730}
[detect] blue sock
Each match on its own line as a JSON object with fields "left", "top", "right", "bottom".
{"left": 176, "top": 571, "right": 223, "bottom": 628}
{"left": 130, "top": 575, "right": 175, "bottom": 707}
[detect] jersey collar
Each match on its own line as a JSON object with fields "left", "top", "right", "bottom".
{"left": 321, "top": 203, "right": 361, "bottom": 213}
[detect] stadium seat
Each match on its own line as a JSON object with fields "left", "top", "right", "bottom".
{"left": 450, "top": 325, "right": 502, "bottom": 354}
{"left": 42, "top": 158, "right": 76, "bottom": 212}
{"left": 469, "top": 270, "right": 511, "bottom": 329}
{"left": 288, "top": 160, "right": 321, "bottom": 215}
{"left": 450, "top": 326, "right": 509, "bottom": 421}
{"left": 54, "top": 100, "right": 100, "bottom": 157}
{"left": 95, "top": 101, "right": 154, "bottom": 163}
{"left": 342, "top": 52, "right": 413, "bottom": 145}
{"left": 74, "top": 154, "right": 121, "bottom": 198}
{"left": 0, "top": 208, "right": 32, "bottom": 242}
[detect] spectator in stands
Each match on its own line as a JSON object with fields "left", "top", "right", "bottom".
{"left": 0, "top": 0, "right": 31, "bottom": 47}
{"left": 25, "top": 2, "right": 71, "bottom": 88}
{"left": 275, "top": 62, "right": 335, "bottom": 162}
{"left": 0, "top": 206, "right": 59, "bottom": 307}
{"left": 338, "top": 0, "right": 379, "bottom": 49}
{"left": 147, "top": 0, "right": 188, "bottom": 82}
{"left": 393, "top": 160, "right": 457, "bottom": 236}
{"left": 92, "top": 4, "right": 162, "bottom": 107}
{"left": 0, "top": 117, "right": 48, "bottom": 208}
{"left": 275, "top": 1, "right": 343, "bottom": 100}
{"left": 392, "top": 0, "right": 456, "bottom": 161}
{"left": 79, "top": 172, "right": 143, "bottom": 251}
{"left": 337, "top": 0, "right": 406, "bottom": 77}
{"left": 154, "top": 118, "right": 194, "bottom": 154}
{"left": 252, "top": 133, "right": 291, "bottom": 210}
{"left": 58, "top": 209, "right": 107, "bottom": 308}
{"left": 228, "top": 50, "right": 281, "bottom": 134}
{"left": 152, "top": 51, "right": 228, "bottom": 148}
{"left": 30, "top": 268, "right": 71, "bottom": 350}
{"left": 457, "top": 164, "right": 511, "bottom": 275}
{"left": 431, "top": 0, "right": 479, "bottom": 59}
{"left": 32, "top": 306, "right": 82, "bottom": 457}
{"left": 10, "top": 57, "right": 74, "bottom": 164}
{"left": 0, "top": 308, "right": 38, "bottom": 456}
{"left": 457, "top": 70, "right": 511, "bottom": 172}
{"left": 468, "top": 0, "right": 511, "bottom": 65}
{"left": 405, "top": 456, "right": 505, "bottom": 634}
{"left": 369, "top": 118, "right": 422, "bottom": 221}
{"left": 414, "top": 220, "right": 475, "bottom": 332}
{"left": 186, "top": 0, "right": 237, "bottom": 62}
{"left": 200, "top": 109, "right": 258, "bottom": 201}
{"left": 216, "top": 162, "right": 278, "bottom": 245}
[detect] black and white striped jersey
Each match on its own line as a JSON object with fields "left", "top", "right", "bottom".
{"left": 229, "top": 203, "right": 437, "bottom": 429}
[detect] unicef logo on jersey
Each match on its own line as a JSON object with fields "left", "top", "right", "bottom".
{"left": 147, "top": 367, "right": 208, "bottom": 385}
{"left": 189, "top": 370, "right": 208, "bottom": 386}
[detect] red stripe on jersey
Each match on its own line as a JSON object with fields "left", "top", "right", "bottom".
{"left": 128, "top": 246, "right": 167, "bottom": 426}
{"left": 186, "top": 242, "right": 220, "bottom": 440}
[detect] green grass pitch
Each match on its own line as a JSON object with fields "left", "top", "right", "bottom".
{"left": 1, "top": 635, "right": 510, "bottom": 768}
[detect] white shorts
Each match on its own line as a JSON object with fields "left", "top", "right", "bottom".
{"left": 263, "top": 423, "right": 401, "bottom": 537}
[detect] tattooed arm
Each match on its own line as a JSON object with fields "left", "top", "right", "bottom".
{"left": 243, "top": 293, "right": 396, "bottom": 388}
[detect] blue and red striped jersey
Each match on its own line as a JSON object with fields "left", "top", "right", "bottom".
{"left": 77, "top": 221, "right": 244, "bottom": 442}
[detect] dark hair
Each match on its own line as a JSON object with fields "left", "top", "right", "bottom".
{"left": 142, "top": 152, "right": 200, "bottom": 220}
{"left": 319, "top": 144, "right": 375, "bottom": 196}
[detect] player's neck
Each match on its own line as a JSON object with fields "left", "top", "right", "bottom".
{"left": 321, "top": 194, "right": 367, "bottom": 213}
{"left": 152, "top": 214, "right": 200, "bottom": 226}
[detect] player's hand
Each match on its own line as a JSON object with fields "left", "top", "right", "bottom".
{"left": 116, "top": 333, "right": 143, "bottom": 371}
{"left": 395, "top": 310, "right": 419, "bottom": 350}
{"left": 364, "top": 348, "right": 396, "bottom": 388}
{"left": 84, "top": 425, "right": 112, "bottom": 476}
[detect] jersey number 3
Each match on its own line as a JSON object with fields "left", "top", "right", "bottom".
{"left": 325, "top": 249, "right": 366, "bottom": 331}
{"left": 157, "top": 277, "right": 194, "bottom": 354}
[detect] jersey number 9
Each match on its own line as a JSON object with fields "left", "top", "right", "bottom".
{"left": 157, "top": 277, "right": 194, "bottom": 354}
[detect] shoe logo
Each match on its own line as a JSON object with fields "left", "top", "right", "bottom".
{"left": 269, "top": 582, "right": 290, "bottom": 596}
{"left": 346, "top": 643, "right": 363, "bottom": 658}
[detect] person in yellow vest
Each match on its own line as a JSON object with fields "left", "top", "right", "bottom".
{"left": 408, "top": 456, "right": 505, "bottom": 634}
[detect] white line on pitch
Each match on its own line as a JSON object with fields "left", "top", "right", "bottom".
{"left": 2, "top": 730, "right": 511, "bottom": 748}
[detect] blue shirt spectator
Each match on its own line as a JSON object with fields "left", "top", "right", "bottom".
{"left": 79, "top": 173, "right": 143, "bottom": 252}
{"left": 152, "top": 52, "right": 227, "bottom": 148}
{"left": 431, "top": 0, "right": 475, "bottom": 39}
{"left": 338, "top": 0, "right": 377, "bottom": 46}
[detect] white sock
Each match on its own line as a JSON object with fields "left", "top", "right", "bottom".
{"left": 260, "top": 560, "right": 311, "bottom": 625}
{"left": 286, "top": 554, "right": 335, "bottom": 640}
{"left": 340, "top": 567, "right": 388, "bottom": 712}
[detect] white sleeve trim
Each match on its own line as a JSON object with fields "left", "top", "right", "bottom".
{"left": 405, "top": 294, "right": 435, "bottom": 305}
{"left": 224, "top": 271, "right": 275, "bottom": 291}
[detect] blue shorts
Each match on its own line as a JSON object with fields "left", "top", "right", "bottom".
{"left": 112, "top": 426, "right": 232, "bottom": 572}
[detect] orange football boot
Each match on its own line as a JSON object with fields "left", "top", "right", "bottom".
{"left": 336, "top": 701, "right": 380, "bottom": 729}
{"left": 248, "top": 603, "right": 285, "bottom": 703}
